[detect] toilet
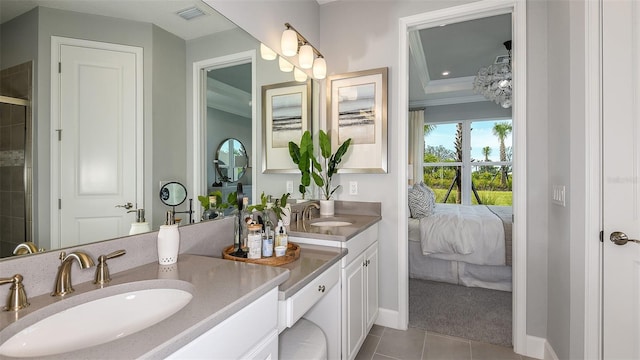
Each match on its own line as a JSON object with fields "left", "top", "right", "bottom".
{"left": 279, "top": 318, "right": 327, "bottom": 360}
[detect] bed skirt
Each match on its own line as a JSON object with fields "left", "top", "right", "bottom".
{"left": 409, "top": 240, "right": 512, "bottom": 292}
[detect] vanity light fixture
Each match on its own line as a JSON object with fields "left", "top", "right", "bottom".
{"left": 294, "top": 68, "right": 308, "bottom": 82}
{"left": 260, "top": 44, "right": 277, "bottom": 60}
{"left": 281, "top": 23, "right": 327, "bottom": 79}
{"left": 278, "top": 56, "right": 294, "bottom": 72}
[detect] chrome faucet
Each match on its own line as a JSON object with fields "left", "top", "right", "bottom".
{"left": 13, "top": 242, "right": 41, "bottom": 255}
{"left": 302, "top": 202, "right": 320, "bottom": 220}
{"left": 52, "top": 251, "right": 95, "bottom": 296}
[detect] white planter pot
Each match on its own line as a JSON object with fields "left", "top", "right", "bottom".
{"left": 320, "top": 199, "right": 335, "bottom": 216}
{"left": 281, "top": 204, "right": 292, "bottom": 226}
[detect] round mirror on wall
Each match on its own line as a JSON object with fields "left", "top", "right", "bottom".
{"left": 215, "top": 138, "right": 248, "bottom": 183}
{"left": 159, "top": 182, "right": 187, "bottom": 207}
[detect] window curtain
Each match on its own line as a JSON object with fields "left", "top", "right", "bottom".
{"left": 408, "top": 109, "right": 425, "bottom": 186}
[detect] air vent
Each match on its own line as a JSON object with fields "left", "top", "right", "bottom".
{"left": 176, "top": 7, "right": 206, "bottom": 21}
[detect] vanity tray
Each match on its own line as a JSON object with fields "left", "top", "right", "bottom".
{"left": 222, "top": 242, "right": 300, "bottom": 266}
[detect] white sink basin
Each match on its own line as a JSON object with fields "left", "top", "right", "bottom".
{"left": 309, "top": 218, "right": 353, "bottom": 227}
{"left": 0, "top": 286, "right": 193, "bottom": 358}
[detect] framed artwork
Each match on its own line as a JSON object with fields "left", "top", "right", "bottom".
{"left": 262, "top": 80, "right": 311, "bottom": 173}
{"left": 327, "top": 67, "right": 388, "bottom": 173}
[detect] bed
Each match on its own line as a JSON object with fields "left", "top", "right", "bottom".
{"left": 407, "top": 184, "right": 513, "bottom": 291}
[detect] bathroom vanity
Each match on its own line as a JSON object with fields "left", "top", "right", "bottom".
{"left": 287, "top": 206, "right": 381, "bottom": 360}
{"left": 0, "top": 201, "right": 381, "bottom": 359}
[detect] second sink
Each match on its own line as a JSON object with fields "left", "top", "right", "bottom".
{"left": 308, "top": 217, "right": 353, "bottom": 227}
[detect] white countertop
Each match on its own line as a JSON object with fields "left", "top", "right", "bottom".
{"left": 0, "top": 255, "right": 289, "bottom": 359}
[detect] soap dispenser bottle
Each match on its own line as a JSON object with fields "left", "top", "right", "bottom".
{"left": 128, "top": 208, "right": 151, "bottom": 235}
{"left": 157, "top": 211, "right": 180, "bottom": 265}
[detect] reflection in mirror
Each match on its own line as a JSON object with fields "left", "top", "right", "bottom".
{"left": 0, "top": 0, "right": 289, "bottom": 258}
{"left": 215, "top": 139, "right": 248, "bottom": 184}
{"left": 159, "top": 182, "right": 188, "bottom": 207}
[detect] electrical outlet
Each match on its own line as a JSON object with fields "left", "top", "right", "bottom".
{"left": 349, "top": 181, "right": 358, "bottom": 195}
{"left": 286, "top": 180, "right": 294, "bottom": 194}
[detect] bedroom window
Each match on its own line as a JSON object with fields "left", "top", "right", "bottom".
{"left": 422, "top": 119, "right": 512, "bottom": 205}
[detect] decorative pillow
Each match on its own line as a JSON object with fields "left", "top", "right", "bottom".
{"left": 408, "top": 183, "right": 435, "bottom": 218}
{"left": 416, "top": 182, "right": 436, "bottom": 211}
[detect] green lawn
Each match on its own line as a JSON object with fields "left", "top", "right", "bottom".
{"left": 432, "top": 188, "right": 513, "bottom": 206}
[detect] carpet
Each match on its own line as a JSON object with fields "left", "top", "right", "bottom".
{"left": 408, "top": 278, "right": 512, "bottom": 347}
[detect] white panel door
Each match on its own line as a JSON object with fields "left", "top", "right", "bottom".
{"left": 58, "top": 43, "right": 140, "bottom": 247}
{"left": 602, "top": 0, "right": 640, "bottom": 358}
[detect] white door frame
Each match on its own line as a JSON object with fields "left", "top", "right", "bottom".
{"left": 397, "top": 0, "right": 529, "bottom": 355}
{"left": 50, "top": 36, "right": 144, "bottom": 249}
{"left": 191, "top": 50, "right": 257, "bottom": 220}
{"left": 583, "top": 0, "right": 604, "bottom": 359}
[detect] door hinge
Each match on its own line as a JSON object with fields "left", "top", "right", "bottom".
{"left": 58, "top": 198, "right": 62, "bottom": 209}
{"left": 56, "top": 129, "right": 62, "bottom": 141}
{"left": 599, "top": 230, "right": 604, "bottom": 242}
{"left": 58, "top": 62, "right": 61, "bottom": 73}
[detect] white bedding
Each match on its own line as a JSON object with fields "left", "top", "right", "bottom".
{"left": 412, "top": 204, "right": 506, "bottom": 266}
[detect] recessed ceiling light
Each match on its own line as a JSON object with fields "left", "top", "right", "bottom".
{"left": 442, "top": 71, "right": 450, "bottom": 76}
{"left": 177, "top": 7, "right": 206, "bottom": 21}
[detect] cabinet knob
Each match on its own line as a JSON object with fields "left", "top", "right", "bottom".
{"left": 318, "top": 285, "right": 326, "bottom": 292}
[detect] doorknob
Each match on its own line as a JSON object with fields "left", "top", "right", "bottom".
{"left": 115, "top": 202, "right": 133, "bottom": 210}
{"left": 610, "top": 231, "right": 640, "bottom": 245}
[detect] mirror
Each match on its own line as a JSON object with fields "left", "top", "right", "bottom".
{"left": 215, "top": 138, "right": 248, "bottom": 184}
{"left": 160, "top": 182, "right": 188, "bottom": 207}
{"left": 0, "top": 0, "right": 300, "bottom": 258}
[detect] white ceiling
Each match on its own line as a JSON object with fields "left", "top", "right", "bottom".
{"left": 409, "top": 13, "right": 512, "bottom": 107}
{"left": 2, "top": 1, "right": 511, "bottom": 107}
{"left": 0, "top": 0, "right": 236, "bottom": 40}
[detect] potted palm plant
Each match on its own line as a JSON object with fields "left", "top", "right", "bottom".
{"left": 289, "top": 130, "right": 352, "bottom": 216}
{"left": 288, "top": 131, "right": 314, "bottom": 201}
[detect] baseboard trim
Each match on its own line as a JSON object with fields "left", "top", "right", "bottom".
{"left": 544, "top": 339, "right": 560, "bottom": 360}
{"left": 374, "top": 308, "right": 406, "bottom": 330}
{"left": 521, "top": 335, "right": 560, "bottom": 360}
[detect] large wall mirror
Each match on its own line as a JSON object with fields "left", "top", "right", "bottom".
{"left": 0, "top": 0, "right": 303, "bottom": 258}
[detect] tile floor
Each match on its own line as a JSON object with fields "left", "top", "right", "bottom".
{"left": 355, "top": 325, "right": 538, "bottom": 360}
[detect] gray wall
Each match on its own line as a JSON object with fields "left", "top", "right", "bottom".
{"left": 151, "top": 24, "right": 187, "bottom": 227}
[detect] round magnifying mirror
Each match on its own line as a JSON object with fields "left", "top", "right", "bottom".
{"left": 159, "top": 182, "right": 187, "bottom": 207}
{"left": 215, "top": 138, "right": 248, "bottom": 183}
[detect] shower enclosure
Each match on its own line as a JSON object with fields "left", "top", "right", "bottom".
{"left": 0, "top": 61, "right": 33, "bottom": 257}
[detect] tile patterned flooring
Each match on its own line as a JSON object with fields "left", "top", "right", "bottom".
{"left": 355, "top": 325, "right": 538, "bottom": 360}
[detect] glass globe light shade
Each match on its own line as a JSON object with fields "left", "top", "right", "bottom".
{"left": 278, "top": 56, "right": 294, "bottom": 72}
{"left": 312, "top": 57, "right": 327, "bottom": 79}
{"left": 260, "top": 44, "right": 277, "bottom": 60}
{"left": 294, "top": 68, "right": 308, "bottom": 82}
{"left": 298, "top": 44, "right": 314, "bottom": 69}
{"left": 281, "top": 29, "right": 298, "bottom": 57}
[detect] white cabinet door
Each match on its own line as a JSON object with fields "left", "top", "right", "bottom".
{"left": 343, "top": 254, "right": 365, "bottom": 360}
{"left": 365, "top": 244, "right": 379, "bottom": 330}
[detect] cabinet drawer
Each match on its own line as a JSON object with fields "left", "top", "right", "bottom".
{"left": 280, "top": 261, "right": 340, "bottom": 328}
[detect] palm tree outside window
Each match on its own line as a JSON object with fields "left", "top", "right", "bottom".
{"left": 422, "top": 119, "right": 513, "bottom": 206}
